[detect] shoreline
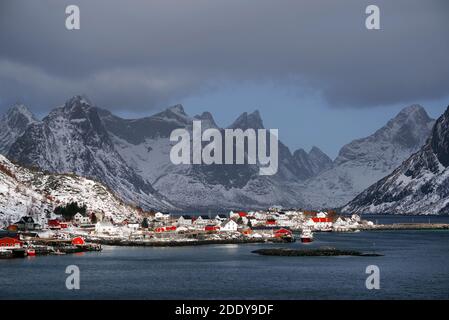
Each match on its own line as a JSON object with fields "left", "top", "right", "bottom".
{"left": 88, "top": 237, "right": 291, "bottom": 247}
{"left": 360, "top": 223, "right": 449, "bottom": 231}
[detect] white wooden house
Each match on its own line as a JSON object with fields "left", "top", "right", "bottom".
{"left": 177, "top": 215, "right": 193, "bottom": 226}
{"left": 220, "top": 219, "right": 238, "bottom": 232}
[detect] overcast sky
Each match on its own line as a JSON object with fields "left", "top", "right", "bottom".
{"left": 1, "top": 0, "right": 448, "bottom": 157}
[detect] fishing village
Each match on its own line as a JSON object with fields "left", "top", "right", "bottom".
{"left": 1, "top": 206, "right": 448, "bottom": 259}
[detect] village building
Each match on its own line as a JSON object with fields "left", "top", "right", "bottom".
{"left": 73, "top": 213, "right": 91, "bottom": 225}
{"left": 0, "top": 237, "right": 23, "bottom": 248}
{"left": 220, "top": 219, "right": 238, "bottom": 232}
{"left": 194, "top": 215, "right": 211, "bottom": 226}
{"left": 95, "top": 221, "right": 118, "bottom": 234}
{"left": 308, "top": 217, "right": 333, "bottom": 231}
{"left": 215, "top": 214, "right": 227, "bottom": 222}
{"left": 126, "top": 223, "right": 140, "bottom": 231}
{"left": 14, "top": 216, "right": 41, "bottom": 231}
{"left": 47, "top": 219, "right": 61, "bottom": 230}
{"left": 177, "top": 215, "right": 193, "bottom": 226}
{"left": 205, "top": 225, "right": 220, "bottom": 232}
{"left": 155, "top": 212, "right": 171, "bottom": 220}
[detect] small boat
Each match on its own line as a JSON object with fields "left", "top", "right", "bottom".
{"left": 26, "top": 248, "right": 36, "bottom": 256}
{"left": 300, "top": 229, "right": 314, "bottom": 243}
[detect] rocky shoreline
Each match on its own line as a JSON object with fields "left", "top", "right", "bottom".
{"left": 361, "top": 223, "right": 449, "bottom": 231}
{"left": 88, "top": 237, "right": 291, "bottom": 247}
{"left": 252, "top": 247, "right": 384, "bottom": 257}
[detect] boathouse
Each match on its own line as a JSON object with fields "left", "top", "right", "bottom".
{"left": 0, "top": 237, "right": 23, "bottom": 248}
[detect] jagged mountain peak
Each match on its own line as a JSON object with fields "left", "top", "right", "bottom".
{"left": 60, "top": 95, "right": 95, "bottom": 115}
{"left": 151, "top": 104, "right": 191, "bottom": 125}
{"left": 292, "top": 146, "right": 332, "bottom": 180}
{"left": 162, "top": 104, "right": 188, "bottom": 118}
{"left": 194, "top": 111, "right": 218, "bottom": 128}
{"left": 386, "top": 104, "right": 431, "bottom": 127}
{"left": 309, "top": 146, "right": 328, "bottom": 157}
{"left": 229, "top": 110, "right": 264, "bottom": 130}
{"left": 4, "top": 103, "right": 37, "bottom": 122}
{"left": 396, "top": 104, "right": 428, "bottom": 117}
{"left": 293, "top": 148, "right": 308, "bottom": 158}
{"left": 168, "top": 104, "right": 185, "bottom": 114}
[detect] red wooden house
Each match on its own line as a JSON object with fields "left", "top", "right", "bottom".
{"left": 0, "top": 237, "right": 23, "bottom": 248}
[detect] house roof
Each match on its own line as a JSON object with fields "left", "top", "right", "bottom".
{"left": 220, "top": 220, "right": 236, "bottom": 227}
{"left": 216, "top": 214, "right": 227, "bottom": 219}
{"left": 199, "top": 215, "right": 210, "bottom": 219}
{"left": 0, "top": 237, "right": 22, "bottom": 244}
{"left": 17, "top": 216, "right": 35, "bottom": 223}
{"left": 179, "top": 215, "right": 192, "bottom": 219}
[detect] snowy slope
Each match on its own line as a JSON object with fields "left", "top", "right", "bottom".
{"left": 7, "top": 96, "right": 174, "bottom": 211}
{"left": 0, "top": 104, "right": 37, "bottom": 155}
{"left": 300, "top": 105, "right": 434, "bottom": 209}
{"left": 0, "top": 154, "right": 143, "bottom": 227}
{"left": 343, "top": 105, "right": 449, "bottom": 215}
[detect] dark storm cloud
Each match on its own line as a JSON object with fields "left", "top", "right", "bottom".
{"left": 0, "top": 0, "right": 448, "bottom": 113}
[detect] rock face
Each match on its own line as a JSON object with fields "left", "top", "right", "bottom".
{"left": 0, "top": 104, "right": 37, "bottom": 154}
{"left": 0, "top": 154, "right": 142, "bottom": 226}
{"left": 7, "top": 96, "right": 174, "bottom": 211}
{"left": 343, "top": 105, "right": 449, "bottom": 215}
{"left": 293, "top": 146, "right": 332, "bottom": 180}
{"left": 300, "top": 105, "right": 435, "bottom": 209}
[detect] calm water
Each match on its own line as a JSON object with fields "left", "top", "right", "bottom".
{"left": 1, "top": 228, "right": 449, "bottom": 299}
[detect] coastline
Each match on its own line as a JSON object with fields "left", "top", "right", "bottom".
{"left": 360, "top": 223, "right": 449, "bottom": 231}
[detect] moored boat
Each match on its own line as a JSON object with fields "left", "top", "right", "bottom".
{"left": 300, "top": 229, "right": 314, "bottom": 243}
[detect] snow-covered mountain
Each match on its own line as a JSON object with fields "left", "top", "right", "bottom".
{"left": 343, "top": 105, "right": 449, "bottom": 215}
{"left": 0, "top": 154, "right": 143, "bottom": 227}
{"left": 4, "top": 95, "right": 433, "bottom": 212}
{"left": 7, "top": 96, "right": 174, "bottom": 211}
{"left": 100, "top": 106, "right": 310, "bottom": 210}
{"left": 0, "top": 104, "right": 37, "bottom": 154}
{"left": 300, "top": 105, "right": 435, "bottom": 209}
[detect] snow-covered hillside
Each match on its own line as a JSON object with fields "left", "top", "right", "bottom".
{"left": 300, "top": 105, "right": 435, "bottom": 209}
{"left": 343, "top": 105, "right": 449, "bottom": 215}
{"left": 0, "top": 154, "right": 143, "bottom": 226}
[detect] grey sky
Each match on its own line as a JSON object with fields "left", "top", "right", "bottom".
{"left": 0, "top": 0, "right": 448, "bottom": 157}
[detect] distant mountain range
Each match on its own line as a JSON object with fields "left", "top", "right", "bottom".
{"left": 0, "top": 95, "right": 443, "bottom": 214}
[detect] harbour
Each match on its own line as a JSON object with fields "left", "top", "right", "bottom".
{"left": 1, "top": 227, "right": 449, "bottom": 300}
